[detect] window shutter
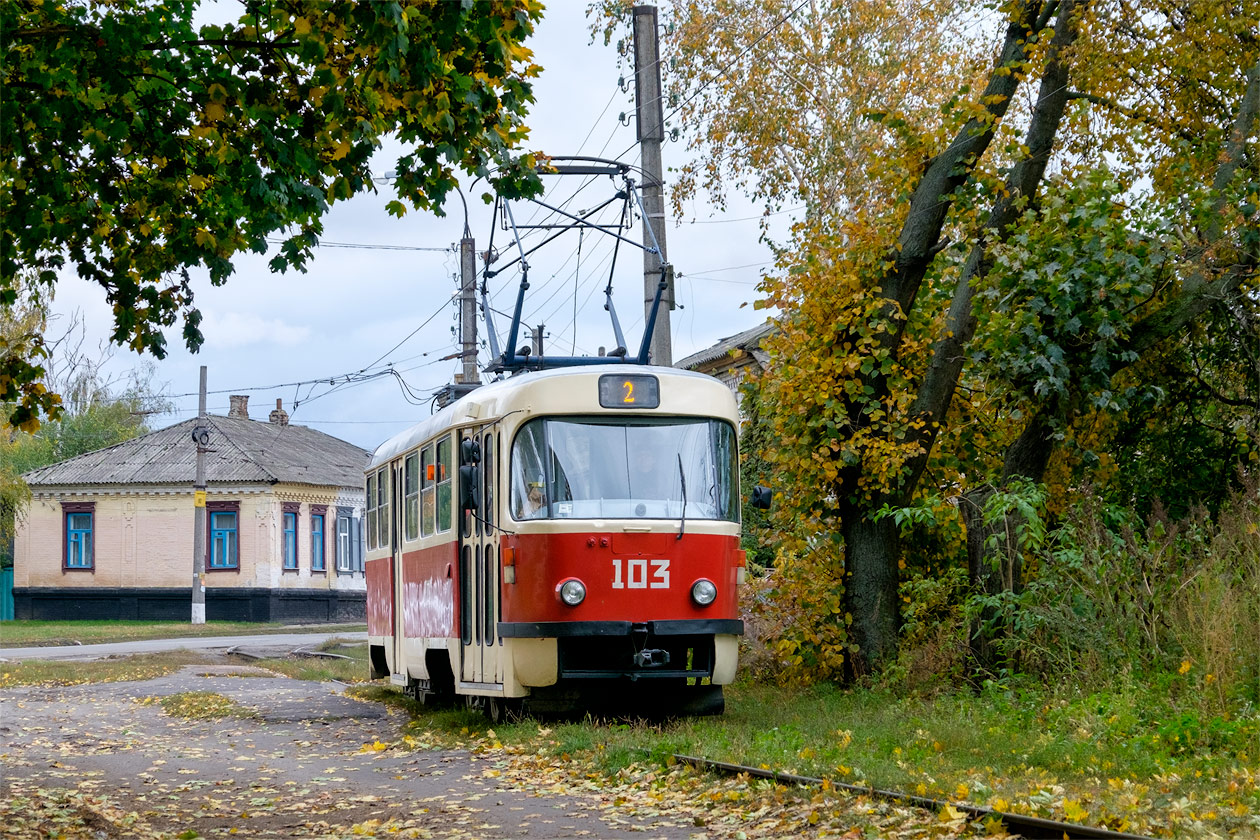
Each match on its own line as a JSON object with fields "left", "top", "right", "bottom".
{"left": 354, "top": 515, "right": 364, "bottom": 571}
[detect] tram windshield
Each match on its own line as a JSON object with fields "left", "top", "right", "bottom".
{"left": 510, "top": 417, "right": 738, "bottom": 522}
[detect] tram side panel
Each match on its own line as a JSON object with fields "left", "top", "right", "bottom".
{"left": 366, "top": 554, "right": 393, "bottom": 678}
{"left": 399, "top": 540, "right": 459, "bottom": 681}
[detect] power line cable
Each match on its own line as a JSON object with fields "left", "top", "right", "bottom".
{"left": 264, "top": 237, "right": 453, "bottom": 252}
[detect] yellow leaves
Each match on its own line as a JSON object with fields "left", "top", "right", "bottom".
{"left": 1062, "top": 799, "right": 1089, "bottom": 821}
{"left": 293, "top": 16, "right": 311, "bottom": 36}
{"left": 204, "top": 101, "right": 225, "bottom": 123}
{"left": 188, "top": 174, "right": 207, "bottom": 191}
{"left": 330, "top": 140, "right": 351, "bottom": 161}
{"left": 358, "top": 740, "right": 389, "bottom": 753}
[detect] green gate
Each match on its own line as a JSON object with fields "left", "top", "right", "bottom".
{"left": 0, "top": 567, "right": 14, "bottom": 621}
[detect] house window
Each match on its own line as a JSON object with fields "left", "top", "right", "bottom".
{"left": 207, "top": 501, "right": 240, "bottom": 570}
{"left": 282, "top": 503, "right": 299, "bottom": 570}
{"left": 404, "top": 453, "right": 419, "bottom": 541}
{"left": 62, "top": 502, "right": 95, "bottom": 571}
{"left": 337, "top": 508, "right": 353, "bottom": 572}
{"left": 311, "top": 506, "right": 326, "bottom": 572}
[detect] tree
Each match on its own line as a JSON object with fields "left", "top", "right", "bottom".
{"left": 1, "top": 0, "right": 545, "bottom": 429}
{"left": 1, "top": 305, "right": 171, "bottom": 565}
{"left": 651, "top": 0, "right": 1259, "bottom": 675}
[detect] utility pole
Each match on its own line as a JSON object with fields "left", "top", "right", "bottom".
{"left": 191, "top": 366, "right": 208, "bottom": 625}
{"left": 459, "top": 236, "right": 480, "bottom": 385}
{"left": 532, "top": 324, "right": 545, "bottom": 357}
{"left": 633, "top": 3, "right": 673, "bottom": 366}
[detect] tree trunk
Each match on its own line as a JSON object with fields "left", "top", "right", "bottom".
{"left": 840, "top": 505, "right": 900, "bottom": 676}
{"left": 961, "top": 57, "right": 1260, "bottom": 675}
{"left": 962, "top": 488, "right": 1001, "bottom": 676}
{"left": 964, "top": 407, "right": 1057, "bottom": 673}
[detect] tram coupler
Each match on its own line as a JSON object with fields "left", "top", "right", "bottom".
{"left": 633, "top": 649, "right": 671, "bottom": 668}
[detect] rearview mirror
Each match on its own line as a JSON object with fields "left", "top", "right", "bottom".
{"left": 459, "top": 464, "right": 480, "bottom": 511}
{"left": 750, "top": 485, "right": 772, "bottom": 510}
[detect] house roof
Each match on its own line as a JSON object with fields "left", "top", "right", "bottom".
{"left": 23, "top": 414, "right": 371, "bottom": 489}
{"left": 675, "top": 321, "right": 775, "bottom": 370}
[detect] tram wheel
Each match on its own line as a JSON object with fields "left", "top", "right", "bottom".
{"left": 486, "top": 697, "right": 526, "bottom": 724}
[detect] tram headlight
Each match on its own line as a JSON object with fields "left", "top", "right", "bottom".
{"left": 558, "top": 578, "right": 587, "bottom": 607}
{"left": 691, "top": 578, "right": 718, "bottom": 606}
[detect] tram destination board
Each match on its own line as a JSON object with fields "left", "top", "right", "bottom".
{"left": 598, "top": 374, "right": 660, "bottom": 409}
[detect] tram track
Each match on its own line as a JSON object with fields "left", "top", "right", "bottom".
{"left": 671, "top": 754, "right": 1156, "bottom": 840}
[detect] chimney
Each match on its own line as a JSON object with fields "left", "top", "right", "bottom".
{"left": 269, "top": 398, "right": 289, "bottom": 426}
{"left": 228, "top": 395, "right": 249, "bottom": 419}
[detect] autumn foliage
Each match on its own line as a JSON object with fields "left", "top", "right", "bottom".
{"left": 1, "top": 0, "right": 545, "bottom": 429}
{"left": 632, "top": 0, "right": 1260, "bottom": 678}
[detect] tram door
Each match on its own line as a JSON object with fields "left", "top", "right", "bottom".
{"left": 460, "top": 428, "right": 501, "bottom": 685}
{"left": 389, "top": 458, "right": 406, "bottom": 675}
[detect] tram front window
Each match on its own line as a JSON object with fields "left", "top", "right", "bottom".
{"left": 510, "top": 417, "right": 738, "bottom": 522}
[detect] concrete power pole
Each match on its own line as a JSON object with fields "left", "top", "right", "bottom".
{"left": 191, "top": 366, "right": 208, "bottom": 625}
{"left": 459, "top": 236, "right": 480, "bottom": 385}
{"left": 633, "top": 3, "right": 673, "bottom": 366}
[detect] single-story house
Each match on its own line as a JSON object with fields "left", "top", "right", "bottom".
{"left": 12, "top": 395, "right": 370, "bottom": 622}
{"left": 676, "top": 321, "right": 774, "bottom": 405}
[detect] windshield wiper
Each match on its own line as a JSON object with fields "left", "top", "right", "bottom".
{"left": 676, "top": 454, "right": 686, "bottom": 541}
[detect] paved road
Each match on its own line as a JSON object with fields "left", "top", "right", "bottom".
{"left": 0, "top": 663, "right": 702, "bottom": 839}
{"left": 0, "top": 631, "right": 368, "bottom": 661}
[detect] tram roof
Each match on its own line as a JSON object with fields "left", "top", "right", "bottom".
{"left": 367, "top": 365, "right": 737, "bottom": 471}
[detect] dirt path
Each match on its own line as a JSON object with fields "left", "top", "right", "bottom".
{"left": 0, "top": 665, "right": 700, "bottom": 839}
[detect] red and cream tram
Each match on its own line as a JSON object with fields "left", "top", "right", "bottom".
{"left": 365, "top": 365, "right": 748, "bottom": 718}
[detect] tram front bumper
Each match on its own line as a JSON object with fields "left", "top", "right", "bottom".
{"left": 500, "top": 619, "right": 743, "bottom": 686}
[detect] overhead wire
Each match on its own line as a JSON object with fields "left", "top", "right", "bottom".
{"left": 263, "top": 236, "right": 453, "bottom": 252}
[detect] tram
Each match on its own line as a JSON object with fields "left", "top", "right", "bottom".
{"left": 365, "top": 364, "right": 750, "bottom": 718}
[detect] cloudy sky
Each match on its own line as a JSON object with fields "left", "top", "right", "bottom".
{"left": 51, "top": 3, "right": 782, "bottom": 452}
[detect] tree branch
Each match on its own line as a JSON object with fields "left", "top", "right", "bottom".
{"left": 896, "top": 0, "right": 1083, "bottom": 503}
{"left": 139, "top": 38, "right": 299, "bottom": 51}
{"left": 1065, "top": 89, "right": 1198, "bottom": 143}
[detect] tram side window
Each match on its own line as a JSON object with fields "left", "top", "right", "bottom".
{"left": 421, "top": 445, "right": 436, "bottom": 536}
{"left": 436, "top": 436, "right": 452, "bottom": 532}
{"left": 482, "top": 434, "right": 494, "bottom": 531}
{"left": 366, "top": 474, "right": 376, "bottom": 551}
{"left": 714, "top": 421, "right": 739, "bottom": 522}
{"left": 376, "top": 467, "right": 389, "bottom": 549}
{"left": 404, "top": 453, "right": 419, "bottom": 541}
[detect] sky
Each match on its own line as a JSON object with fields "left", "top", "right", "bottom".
{"left": 49, "top": 3, "right": 782, "bottom": 452}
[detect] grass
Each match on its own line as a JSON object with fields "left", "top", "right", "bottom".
{"left": 0, "top": 640, "right": 372, "bottom": 688}
{"left": 0, "top": 651, "right": 222, "bottom": 688}
{"left": 362, "top": 677, "right": 1260, "bottom": 838}
{"left": 140, "top": 690, "right": 261, "bottom": 721}
{"left": 0, "top": 620, "right": 367, "bottom": 647}
{"left": 247, "top": 638, "right": 372, "bottom": 684}
{"left": 4, "top": 642, "right": 1255, "bottom": 836}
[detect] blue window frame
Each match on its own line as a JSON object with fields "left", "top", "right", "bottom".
{"left": 283, "top": 511, "right": 297, "bottom": 570}
{"left": 337, "top": 510, "right": 352, "bottom": 572}
{"left": 66, "top": 511, "right": 94, "bottom": 569}
{"left": 311, "top": 512, "right": 325, "bottom": 571}
{"left": 210, "top": 511, "right": 238, "bottom": 569}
